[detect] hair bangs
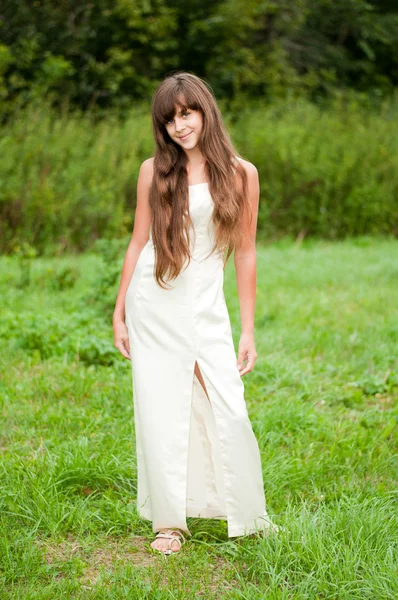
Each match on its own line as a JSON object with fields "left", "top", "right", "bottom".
{"left": 153, "top": 83, "right": 202, "bottom": 128}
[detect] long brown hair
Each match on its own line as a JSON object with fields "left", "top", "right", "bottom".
{"left": 149, "top": 71, "right": 249, "bottom": 289}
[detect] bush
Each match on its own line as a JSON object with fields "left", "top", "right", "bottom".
{"left": 233, "top": 97, "right": 398, "bottom": 240}
{"left": 1, "top": 311, "right": 121, "bottom": 366}
{"left": 0, "top": 98, "right": 397, "bottom": 253}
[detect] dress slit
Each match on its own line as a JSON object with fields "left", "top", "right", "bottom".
{"left": 186, "top": 357, "right": 229, "bottom": 528}
{"left": 194, "top": 360, "right": 210, "bottom": 401}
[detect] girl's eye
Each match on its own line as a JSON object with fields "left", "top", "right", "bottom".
{"left": 166, "top": 111, "right": 190, "bottom": 125}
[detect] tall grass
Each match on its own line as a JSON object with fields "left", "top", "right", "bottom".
{"left": 235, "top": 98, "right": 398, "bottom": 240}
{"left": 0, "top": 105, "right": 152, "bottom": 254}
{"left": 1, "top": 98, "right": 397, "bottom": 254}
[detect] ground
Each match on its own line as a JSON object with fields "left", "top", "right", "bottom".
{"left": 1, "top": 237, "right": 397, "bottom": 599}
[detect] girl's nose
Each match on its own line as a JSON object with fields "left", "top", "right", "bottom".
{"left": 175, "top": 118, "right": 185, "bottom": 132}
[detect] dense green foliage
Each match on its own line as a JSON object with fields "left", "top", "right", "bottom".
{"left": 1, "top": 2, "right": 397, "bottom": 253}
{"left": 0, "top": 0, "right": 398, "bottom": 111}
{"left": 1, "top": 98, "right": 396, "bottom": 255}
{"left": 1, "top": 239, "right": 397, "bottom": 597}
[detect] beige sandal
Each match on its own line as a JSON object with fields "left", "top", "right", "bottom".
{"left": 152, "top": 528, "right": 186, "bottom": 556}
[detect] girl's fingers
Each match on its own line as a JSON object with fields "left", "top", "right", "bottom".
{"left": 122, "top": 336, "right": 131, "bottom": 356}
{"left": 238, "top": 354, "right": 257, "bottom": 377}
{"left": 237, "top": 350, "right": 247, "bottom": 371}
{"left": 115, "top": 339, "right": 131, "bottom": 360}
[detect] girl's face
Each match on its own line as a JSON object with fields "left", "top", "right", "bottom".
{"left": 165, "top": 105, "right": 203, "bottom": 150}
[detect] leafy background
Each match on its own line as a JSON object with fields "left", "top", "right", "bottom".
{"left": 1, "top": 2, "right": 397, "bottom": 597}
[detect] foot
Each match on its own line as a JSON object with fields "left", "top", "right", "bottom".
{"left": 150, "top": 528, "right": 185, "bottom": 555}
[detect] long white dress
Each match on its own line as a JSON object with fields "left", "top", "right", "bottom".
{"left": 125, "top": 181, "right": 278, "bottom": 538}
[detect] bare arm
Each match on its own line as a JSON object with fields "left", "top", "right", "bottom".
{"left": 113, "top": 158, "right": 153, "bottom": 358}
{"left": 233, "top": 161, "right": 260, "bottom": 376}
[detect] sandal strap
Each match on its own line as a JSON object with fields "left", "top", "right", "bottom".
{"left": 156, "top": 529, "right": 185, "bottom": 542}
{"left": 155, "top": 529, "right": 185, "bottom": 552}
{"left": 155, "top": 531, "right": 183, "bottom": 553}
{"left": 155, "top": 533, "right": 182, "bottom": 549}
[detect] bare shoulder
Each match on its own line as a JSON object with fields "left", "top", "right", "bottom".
{"left": 236, "top": 156, "right": 258, "bottom": 180}
{"left": 139, "top": 157, "right": 155, "bottom": 188}
{"left": 234, "top": 157, "right": 259, "bottom": 194}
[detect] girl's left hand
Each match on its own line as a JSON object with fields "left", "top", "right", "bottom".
{"left": 237, "top": 332, "right": 258, "bottom": 377}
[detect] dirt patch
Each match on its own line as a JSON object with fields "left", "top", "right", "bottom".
{"left": 366, "top": 393, "right": 395, "bottom": 410}
{"left": 37, "top": 533, "right": 238, "bottom": 594}
{"left": 38, "top": 533, "right": 156, "bottom": 585}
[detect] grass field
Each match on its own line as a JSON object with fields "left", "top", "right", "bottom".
{"left": 1, "top": 237, "right": 397, "bottom": 599}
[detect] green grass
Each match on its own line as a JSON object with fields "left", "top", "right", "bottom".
{"left": 1, "top": 238, "right": 397, "bottom": 598}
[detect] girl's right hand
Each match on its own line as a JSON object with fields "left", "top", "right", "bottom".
{"left": 113, "top": 320, "right": 131, "bottom": 360}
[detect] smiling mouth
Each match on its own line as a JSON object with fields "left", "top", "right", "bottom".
{"left": 178, "top": 131, "right": 192, "bottom": 141}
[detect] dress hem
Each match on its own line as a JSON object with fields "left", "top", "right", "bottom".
{"left": 137, "top": 506, "right": 278, "bottom": 538}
